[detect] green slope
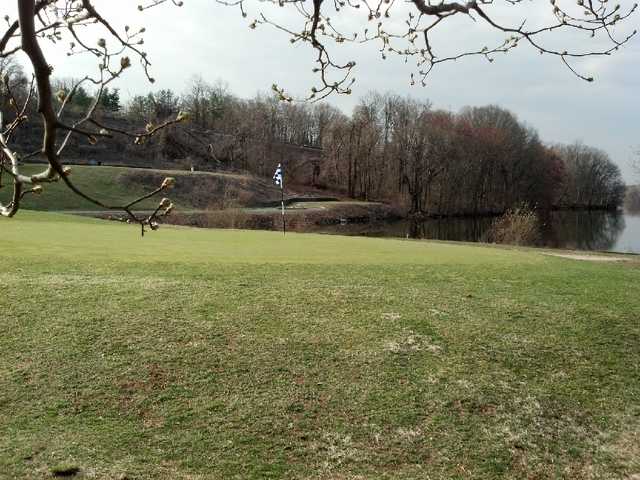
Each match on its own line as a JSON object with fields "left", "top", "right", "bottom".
{"left": 1, "top": 164, "right": 169, "bottom": 211}
{"left": 1, "top": 212, "right": 639, "bottom": 479}
{"left": 0, "top": 164, "right": 275, "bottom": 212}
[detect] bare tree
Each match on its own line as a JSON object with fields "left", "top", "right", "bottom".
{"left": 0, "top": 1, "right": 188, "bottom": 234}
{"left": 632, "top": 147, "right": 640, "bottom": 181}
{"left": 0, "top": 0, "right": 636, "bottom": 229}
{"left": 555, "top": 142, "right": 625, "bottom": 209}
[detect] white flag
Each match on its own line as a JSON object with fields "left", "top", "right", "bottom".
{"left": 273, "top": 163, "right": 283, "bottom": 188}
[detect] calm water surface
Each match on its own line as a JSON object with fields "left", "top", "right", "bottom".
{"left": 318, "top": 211, "right": 640, "bottom": 255}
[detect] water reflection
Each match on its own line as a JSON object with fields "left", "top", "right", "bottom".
{"left": 542, "top": 211, "right": 625, "bottom": 251}
{"left": 611, "top": 213, "right": 640, "bottom": 253}
{"left": 405, "top": 216, "right": 494, "bottom": 243}
{"left": 320, "top": 211, "right": 638, "bottom": 254}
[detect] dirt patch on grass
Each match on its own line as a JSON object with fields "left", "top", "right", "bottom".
{"left": 384, "top": 331, "right": 442, "bottom": 354}
{"left": 543, "top": 253, "right": 626, "bottom": 262}
{"left": 608, "top": 424, "right": 640, "bottom": 478}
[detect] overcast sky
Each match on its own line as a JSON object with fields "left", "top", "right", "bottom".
{"left": 5, "top": 1, "right": 639, "bottom": 181}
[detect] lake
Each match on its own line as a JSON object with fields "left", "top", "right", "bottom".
{"left": 315, "top": 211, "right": 640, "bottom": 255}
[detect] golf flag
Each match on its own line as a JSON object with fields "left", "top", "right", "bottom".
{"left": 273, "top": 163, "right": 283, "bottom": 188}
{"left": 273, "top": 163, "right": 286, "bottom": 235}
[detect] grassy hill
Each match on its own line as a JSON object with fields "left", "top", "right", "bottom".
{"left": 1, "top": 212, "right": 639, "bottom": 479}
{"left": 0, "top": 164, "right": 281, "bottom": 212}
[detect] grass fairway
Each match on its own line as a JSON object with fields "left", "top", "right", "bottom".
{"left": 1, "top": 212, "right": 639, "bottom": 479}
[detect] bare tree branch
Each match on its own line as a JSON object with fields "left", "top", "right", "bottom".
{"left": 0, "top": 0, "right": 187, "bottom": 233}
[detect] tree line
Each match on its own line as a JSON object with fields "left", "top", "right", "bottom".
{"left": 1, "top": 62, "right": 625, "bottom": 216}
{"left": 158, "top": 81, "right": 625, "bottom": 215}
{"left": 318, "top": 94, "right": 625, "bottom": 215}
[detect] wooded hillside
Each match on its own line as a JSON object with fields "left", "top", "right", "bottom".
{"left": 1, "top": 69, "right": 625, "bottom": 217}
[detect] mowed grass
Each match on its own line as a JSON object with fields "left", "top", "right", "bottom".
{"left": 0, "top": 164, "right": 225, "bottom": 212}
{"left": 0, "top": 164, "right": 162, "bottom": 211}
{"left": 1, "top": 212, "right": 639, "bottom": 479}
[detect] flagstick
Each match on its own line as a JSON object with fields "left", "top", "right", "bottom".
{"left": 281, "top": 182, "right": 286, "bottom": 235}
